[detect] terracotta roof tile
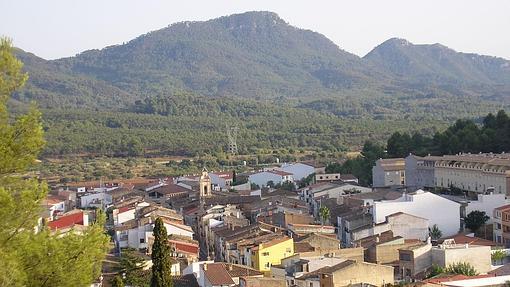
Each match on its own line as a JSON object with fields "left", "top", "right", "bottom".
{"left": 203, "top": 263, "right": 235, "bottom": 285}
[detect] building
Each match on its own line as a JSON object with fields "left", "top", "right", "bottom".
{"left": 405, "top": 154, "right": 437, "bottom": 189}
{"left": 398, "top": 242, "right": 433, "bottom": 280}
{"left": 431, "top": 241, "right": 492, "bottom": 274}
{"left": 364, "top": 236, "right": 422, "bottom": 269}
{"left": 167, "top": 234, "right": 200, "bottom": 264}
{"left": 372, "top": 158, "right": 405, "bottom": 187}
{"left": 346, "top": 212, "right": 429, "bottom": 247}
{"left": 464, "top": 193, "right": 508, "bottom": 223}
{"left": 248, "top": 170, "right": 294, "bottom": 188}
{"left": 240, "top": 277, "right": 285, "bottom": 287}
{"left": 315, "top": 173, "right": 341, "bottom": 182}
{"left": 372, "top": 190, "right": 461, "bottom": 237}
{"left": 434, "top": 153, "right": 510, "bottom": 195}
{"left": 248, "top": 236, "right": 294, "bottom": 273}
{"left": 278, "top": 163, "right": 315, "bottom": 181}
{"left": 46, "top": 210, "right": 89, "bottom": 234}
{"left": 318, "top": 260, "right": 394, "bottom": 287}
{"left": 494, "top": 204, "right": 510, "bottom": 246}
{"left": 210, "top": 172, "right": 234, "bottom": 190}
{"left": 113, "top": 205, "right": 193, "bottom": 250}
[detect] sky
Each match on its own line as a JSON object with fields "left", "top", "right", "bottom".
{"left": 1, "top": 0, "right": 509, "bottom": 60}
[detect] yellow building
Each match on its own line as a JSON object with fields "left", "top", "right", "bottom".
{"left": 251, "top": 236, "right": 294, "bottom": 273}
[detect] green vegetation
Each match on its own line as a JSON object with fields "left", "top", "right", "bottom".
{"left": 319, "top": 206, "right": 330, "bottom": 225}
{"left": 111, "top": 276, "right": 125, "bottom": 287}
{"left": 445, "top": 262, "right": 478, "bottom": 276}
{"left": 325, "top": 110, "right": 510, "bottom": 187}
{"left": 119, "top": 249, "right": 151, "bottom": 287}
{"left": 151, "top": 218, "right": 173, "bottom": 287}
{"left": 8, "top": 12, "right": 509, "bottom": 159}
{"left": 326, "top": 141, "right": 386, "bottom": 185}
{"left": 0, "top": 38, "right": 108, "bottom": 287}
{"left": 492, "top": 249, "right": 506, "bottom": 265}
{"left": 464, "top": 211, "right": 490, "bottom": 233}
{"left": 426, "top": 262, "right": 478, "bottom": 278}
{"left": 386, "top": 110, "right": 510, "bottom": 157}
{"left": 429, "top": 224, "right": 443, "bottom": 241}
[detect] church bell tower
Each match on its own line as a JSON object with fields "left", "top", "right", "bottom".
{"left": 199, "top": 168, "right": 212, "bottom": 200}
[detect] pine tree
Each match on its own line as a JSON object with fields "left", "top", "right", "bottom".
{"left": 151, "top": 218, "right": 173, "bottom": 287}
{"left": 111, "top": 275, "right": 125, "bottom": 287}
{"left": 0, "top": 37, "right": 109, "bottom": 287}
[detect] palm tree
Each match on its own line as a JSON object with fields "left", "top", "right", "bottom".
{"left": 429, "top": 224, "right": 442, "bottom": 241}
{"left": 319, "top": 206, "right": 330, "bottom": 225}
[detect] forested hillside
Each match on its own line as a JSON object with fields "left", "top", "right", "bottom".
{"left": 9, "top": 11, "right": 510, "bottom": 156}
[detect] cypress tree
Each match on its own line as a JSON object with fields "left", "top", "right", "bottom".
{"left": 151, "top": 218, "right": 173, "bottom": 287}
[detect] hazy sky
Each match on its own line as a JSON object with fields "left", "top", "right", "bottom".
{"left": 1, "top": 0, "right": 509, "bottom": 60}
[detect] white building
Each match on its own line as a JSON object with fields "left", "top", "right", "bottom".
{"left": 278, "top": 163, "right": 315, "bottom": 181}
{"left": 79, "top": 192, "right": 112, "bottom": 209}
{"left": 115, "top": 217, "right": 193, "bottom": 250}
{"left": 372, "top": 158, "right": 405, "bottom": 187}
{"left": 248, "top": 170, "right": 293, "bottom": 187}
{"left": 434, "top": 153, "right": 510, "bottom": 195}
{"left": 372, "top": 190, "right": 461, "bottom": 237}
{"left": 347, "top": 212, "right": 429, "bottom": 246}
{"left": 405, "top": 154, "right": 437, "bottom": 189}
{"left": 209, "top": 172, "right": 233, "bottom": 189}
{"left": 464, "top": 193, "right": 508, "bottom": 223}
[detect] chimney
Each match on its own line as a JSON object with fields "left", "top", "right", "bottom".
{"left": 227, "top": 264, "right": 233, "bottom": 271}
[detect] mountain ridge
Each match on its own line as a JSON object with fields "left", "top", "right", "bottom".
{"left": 12, "top": 11, "right": 510, "bottom": 111}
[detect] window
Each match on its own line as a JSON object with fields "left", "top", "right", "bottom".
{"left": 140, "top": 238, "right": 145, "bottom": 244}
{"left": 286, "top": 248, "right": 291, "bottom": 253}
{"left": 262, "top": 252, "right": 269, "bottom": 256}
{"left": 265, "top": 262, "right": 271, "bottom": 268}
{"left": 399, "top": 253, "right": 411, "bottom": 261}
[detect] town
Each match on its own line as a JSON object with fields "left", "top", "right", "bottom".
{"left": 2, "top": 2, "right": 510, "bottom": 287}
{"left": 41, "top": 153, "right": 510, "bottom": 286}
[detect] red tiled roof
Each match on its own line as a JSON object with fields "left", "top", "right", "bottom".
{"left": 441, "top": 234, "right": 501, "bottom": 247}
{"left": 423, "top": 274, "right": 491, "bottom": 284}
{"left": 171, "top": 241, "right": 199, "bottom": 255}
{"left": 211, "top": 171, "right": 233, "bottom": 180}
{"left": 203, "top": 263, "right": 235, "bottom": 285}
{"left": 118, "top": 206, "right": 135, "bottom": 213}
{"left": 47, "top": 211, "right": 84, "bottom": 230}
{"left": 184, "top": 207, "right": 199, "bottom": 215}
{"left": 45, "top": 195, "right": 66, "bottom": 205}
{"left": 496, "top": 204, "right": 510, "bottom": 211}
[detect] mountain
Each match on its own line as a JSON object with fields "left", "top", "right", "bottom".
{"left": 16, "top": 11, "right": 386, "bottom": 109}
{"left": 14, "top": 12, "right": 510, "bottom": 111}
{"left": 9, "top": 11, "right": 510, "bottom": 157}
{"left": 364, "top": 38, "right": 510, "bottom": 98}
{"left": 14, "top": 49, "right": 133, "bottom": 108}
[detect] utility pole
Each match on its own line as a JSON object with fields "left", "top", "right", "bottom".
{"left": 226, "top": 125, "right": 239, "bottom": 155}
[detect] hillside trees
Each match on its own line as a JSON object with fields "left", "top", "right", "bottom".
{"left": 0, "top": 38, "right": 108, "bottom": 286}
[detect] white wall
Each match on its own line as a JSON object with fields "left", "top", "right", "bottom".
{"left": 435, "top": 165, "right": 507, "bottom": 195}
{"left": 466, "top": 193, "right": 508, "bottom": 223}
{"left": 249, "top": 172, "right": 284, "bottom": 187}
{"left": 80, "top": 192, "right": 112, "bottom": 208}
{"left": 163, "top": 222, "right": 194, "bottom": 238}
{"left": 115, "top": 209, "right": 136, "bottom": 226}
{"left": 279, "top": 163, "right": 315, "bottom": 181}
{"left": 373, "top": 190, "right": 461, "bottom": 237}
